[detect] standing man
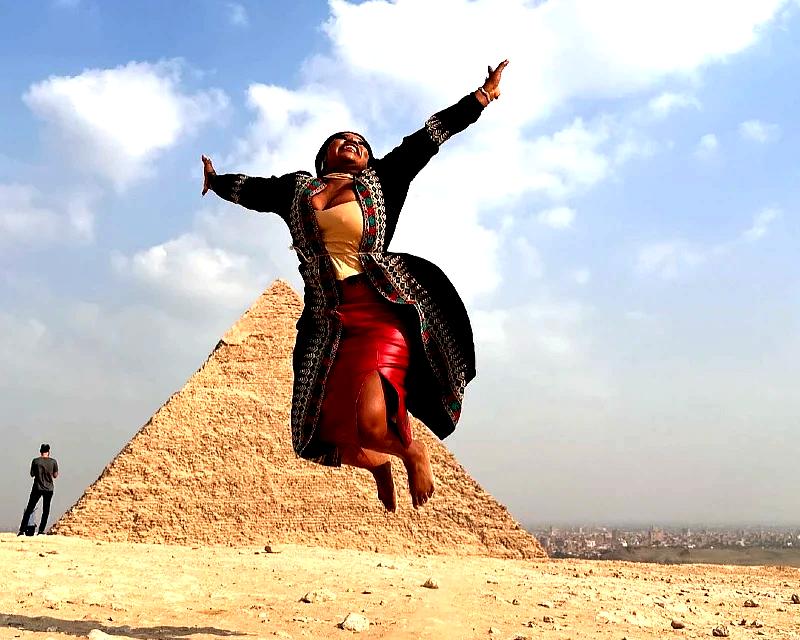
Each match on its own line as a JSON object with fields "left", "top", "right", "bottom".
{"left": 18, "top": 444, "right": 59, "bottom": 536}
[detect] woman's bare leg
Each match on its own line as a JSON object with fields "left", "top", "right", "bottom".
{"left": 356, "top": 372, "right": 434, "bottom": 508}
{"left": 339, "top": 444, "right": 397, "bottom": 512}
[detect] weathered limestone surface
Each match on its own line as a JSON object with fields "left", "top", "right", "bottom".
{"left": 53, "top": 280, "right": 544, "bottom": 559}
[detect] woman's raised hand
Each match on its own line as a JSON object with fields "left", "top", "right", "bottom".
{"left": 482, "top": 59, "right": 509, "bottom": 101}
{"left": 201, "top": 154, "right": 216, "bottom": 196}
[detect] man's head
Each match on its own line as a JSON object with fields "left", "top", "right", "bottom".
{"left": 40, "top": 443, "right": 50, "bottom": 456}
{"left": 315, "top": 131, "right": 373, "bottom": 177}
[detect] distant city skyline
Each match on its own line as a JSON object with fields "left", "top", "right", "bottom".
{"left": 2, "top": 0, "right": 800, "bottom": 530}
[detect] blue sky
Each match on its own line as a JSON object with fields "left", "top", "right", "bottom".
{"left": 1, "top": 0, "right": 799, "bottom": 531}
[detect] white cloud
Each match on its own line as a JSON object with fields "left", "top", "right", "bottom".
{"left": 113, "top": 232, "right": 264, "bottom": 310}
{"left": 739, "top": 119, "right": 780, "bottom": 143}
{"left": 743, "top": 207, "right": 781, "bottom": 241}
{"left": 230, "top": 84, "right": 363, "bottom": 176}
{"left": 0, "top": 184, "right": 100, "bottom": 247}
{"left": 323, "top": 0, "right": 787, "bottom": 125}
{"left": 227, "top": 2, "right": 248, "bottom": 27}
{"left": 24, "top": 60, "right": 228, "bottom": 189}
{"left": 694, "top": 133, "right": 720, "bottom": 159}
{"left": 647, "top": 92, "right": 701, "bottom": 119}
{"left": 637, "top": 241, "right": 706, "bottom": 279}
{"left": 637, "top": 206, "right": 782, "bottom": 278}
{"left": 0, "top": 184, "right": 59, "bottom": 245}
{"left": 537, "top": 206, "right": 576, "bottom": 230}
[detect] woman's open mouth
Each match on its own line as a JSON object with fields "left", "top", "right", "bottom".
{"left": 341, "top": 142, "right": 359, "bottom": 155}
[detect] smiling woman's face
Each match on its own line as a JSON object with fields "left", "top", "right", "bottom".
{"left": 323, "top": 132, "right": 370, "bottom": 173}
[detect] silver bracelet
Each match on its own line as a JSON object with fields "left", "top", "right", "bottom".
{"left": 478, "top": 86, "right": 492, "bottom": 103}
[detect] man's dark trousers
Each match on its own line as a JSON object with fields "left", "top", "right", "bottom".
{"left": 19, "top": 487, "right": 53, "bottom": 534}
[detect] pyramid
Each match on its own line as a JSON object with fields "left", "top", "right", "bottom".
{"left": 54, "top": 281, "right": 545, "bottom": 559}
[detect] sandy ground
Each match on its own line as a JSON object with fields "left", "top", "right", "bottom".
{"left": 1, "top": 533, "right": 799, "bottom": 640}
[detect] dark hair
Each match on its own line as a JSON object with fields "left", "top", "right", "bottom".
{"left": 40, "top": 443, "right": 50, "bottom": 454}
{"left": 314, "top": 131, "right": 374, "bottom": 177}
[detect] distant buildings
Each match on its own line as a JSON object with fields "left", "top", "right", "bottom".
{"left": 531, "top": 525, "right": 800, "bottom": 560}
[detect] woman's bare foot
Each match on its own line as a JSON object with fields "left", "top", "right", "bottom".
{"left": 402, "top": 441, "right": 435, "bottom": 508}
{"left": 371, "top": 461, "right": 397, "bottom": 512}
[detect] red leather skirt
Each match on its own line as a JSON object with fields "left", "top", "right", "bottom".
{"left": 317, "top": 274, "right": 413, "bottom": 448}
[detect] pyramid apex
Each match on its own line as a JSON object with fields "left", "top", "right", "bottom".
{"left": 265, "top": 278, "right": 299, "bottom": 297}
{"left": 221, "top": 278, "right": 302, "bottom": 345}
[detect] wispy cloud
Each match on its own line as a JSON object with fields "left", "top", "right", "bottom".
{"left": 636, "top": 241, "right": 707, "bottom": 279}
{"left": 694, "top": 133, "right": 720, "bottom": 160}
{"left": 637, "top": 206, "right": 783, "bottom": 278}
{"left": 0, "top": 184, "right": 59, "bottom": 246}
{"left": 0, "top": 184, "right": 96, "bottom": 247}
{"left": 739, "top": 119, "right": 780, "bottom": 143}
{"left": 743, "top": 207, "right": 781, "bottom": 241}
{"left": 227, "top": 2, "right": 248, "bottom": 27}
{"left": 536, "top": 206, "right": 576, "bottom": 230}
{"left": 647, "top": 92, "right": 701, "bottom": 119}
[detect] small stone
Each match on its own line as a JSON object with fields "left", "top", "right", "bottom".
{"left": 738, "top": 619, "right": 747, "bottom": 626}
{"left": 510, "top": 635, "right": 528, "bottom": 640}
{"left": 46, "top": 628, "right": 57, "bottom": 633}
{"left": 421, "top": 578, "right": 439, "bottom": 589}
{"left": 543, "top": 616, "right": 554, "bottom": 623}
{"left": 671, "top": 620, "right": 685, "bottom": 629}
{"left": 511, "top": 598, "right": 520, "bottom": 605}
{"left": 339, "top": 613, "right": 369, "bottom": 632}
{"left": 300, "top": 589, "right": 336, "bottom": 603}
{"left": 750, "top": 620, "right": 763, "bottom": 628}
{"left": 538, "top": 601, "right": 554, "bottom": 608}
{"left": 488, "top": 628, "right": 500, "bottom": 635}
{"left": 744, "top": 599, "right": 760, "bottom": 608}
{"left": 712, "top": 625, "right": 729, "bottom": 637}
{"left": 791, "top": 594, "right": 800, "bottom": 605}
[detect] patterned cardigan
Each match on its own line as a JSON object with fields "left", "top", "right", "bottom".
{"left": 210, "top": 92, "right": 485, "bottom": 466}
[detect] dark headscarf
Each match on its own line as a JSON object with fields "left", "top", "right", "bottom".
{"left": 314, "top": 131, "right": 374, "bottom": 177}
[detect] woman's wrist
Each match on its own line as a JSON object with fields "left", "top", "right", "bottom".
{"left": 474, "top": 87, "right": 491, "bottom": 107}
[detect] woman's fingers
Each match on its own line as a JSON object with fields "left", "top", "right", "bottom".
{"left": 483, "top": 59, "right": 509, "bottom": 100}
{"left": 491, "top": 59, "right": 509, "bottom": 81}
{"left": 201, "top": 154, "right": 213, "bottom": 196}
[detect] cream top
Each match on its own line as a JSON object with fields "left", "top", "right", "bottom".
{"left": 315, "top": 199, "right": 364, "bottom": 280}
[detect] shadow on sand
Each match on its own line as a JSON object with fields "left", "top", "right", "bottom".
{"left": 2, "top": 613, "right": 246, "bottom": 639}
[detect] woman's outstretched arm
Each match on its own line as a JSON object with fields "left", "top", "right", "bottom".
{"left": 201, "top": 154, "right": 298, "bottom": 215}
{"left": 376, "top": 60, "right": 509, "bottom": 181}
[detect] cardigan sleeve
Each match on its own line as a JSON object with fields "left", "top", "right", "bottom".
{"left": 375, "top": 93, "right": 486, "bottom": 183}
{"left": 209, "top": 171, "right": 300, "bottom": 218}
